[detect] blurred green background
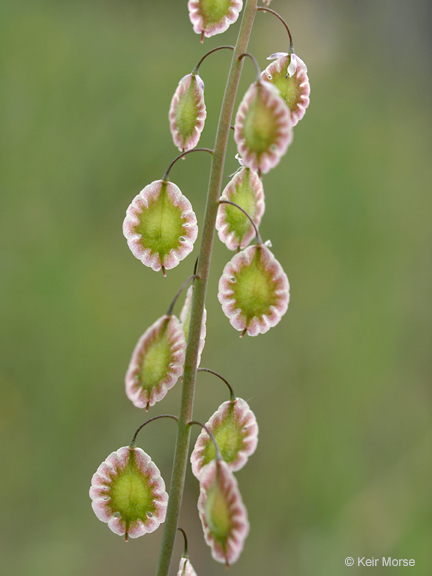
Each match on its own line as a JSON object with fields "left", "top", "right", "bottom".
{"left": 1, "top": 0, "right": 431, "bottom": 574}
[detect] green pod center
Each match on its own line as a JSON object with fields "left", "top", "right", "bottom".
{"left": 202, "top": 404, "right": 246, "bottom": 466}
{"left": 109, "top": 451, "right": 155, "bottom": 528}
{"left": 139, "top": 320, "right": 173, "bottom": 391}
{"left": 242, "top": 85, "right": 279, "bottom": 156}
{"left": 175, "top": 75, "right": 201, "bottom": 142}
{"left": 224, "top": 170, "right": 258, "bottom": 242}
{"left": 205, "top": 478, "right": 231, "bottom": 544}
{"left": 198, "top": 0, "right": 233, "bottom": 26}
{"left": 267, "top": 57, "right": 302, "bottom": 112}
{"left": 231, "top": 248, "right": 279, "bottom": 322}
{"left": 135, "top": 182, "right": 186, "bottom": 259}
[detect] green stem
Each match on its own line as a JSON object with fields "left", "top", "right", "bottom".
{"left": 154, "top": 2, "right": 257, "bottom": 574}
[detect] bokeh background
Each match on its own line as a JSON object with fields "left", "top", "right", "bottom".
{"left": 1, "top": 0, "right": 431, "bottom": 574}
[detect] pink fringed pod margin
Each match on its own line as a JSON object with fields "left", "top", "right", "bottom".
{"left": 261, "top": 53, "right": 310, "bottom": 127}
{"left": 123, "top": 180, "right": 198, "bottom": 273}
{"left": 191, "top": 397, "right": 259, "bottom": 479}
{"left": 234, "top": 81, "right": 292, "bottom": 174}
{"left": 216, "top": 167, "right": 265, "bottom": 250}
{"left": 218, "top": 244, "right": 290, "bottom": 336}
{"left": 89, "top": 446, "right": 168, "bottom": 539}
{"left": 179, "top": 285, "right": 207, "bottom": 366}
{"left": 125, "top": 315, "right": 186, "bottom": 409}
{"left": 198, "top": 459, "right": 249, "bottom": 566}
{"left": 188, "top": 0, "right": 243, "bottom": 39}
{"left": 169, "top": 73, "right": 207, "bottom": 152}
{"left": 177, "top": 557, "right": 198, "bottom": 576}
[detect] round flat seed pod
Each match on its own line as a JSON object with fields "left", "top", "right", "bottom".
{"left": 123, "top": 180, "right": 198, "bottom": 274}
{"left": 179, "top": 285, "right": 207, "bottom": 367}
{"left": 218, "top": 244, "right": 289, "bottom": 336}
{"left": 191, "top": 398, "right": 258, "bottom": 479}
{"left": 177, "top": 557, "right": 198, "bottom": 576}
{"left": 90, "top": 446, "right": 168, "bottom": 540}
{"left": 169, "top": 73, "right": 206, "bottom": 152}
{"left": 216, "top": 167, "right": 265, "bottom": 250}
{"left": 234, "top": 81, "right": 292, "bottom": 174}
{"left": 198, "top": 459, "right": 249, "bottom": 566}
{"left": 125, "top": 315, "right": 186, "bottom": 409}
{"left": 261, "top": 53, "right": 310, "bottom": 127}
{"left": 188, "top": 0, "right": 243, "bottom": 39}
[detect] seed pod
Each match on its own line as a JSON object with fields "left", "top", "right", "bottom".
{"left": 169, "top": 73, "right": 206, "bottom": 152}
{"left": 234, "top": 80, "right": 292, "bottom": 174}
{"left": 177, "top": 557, "right": 198, "bottom": 576}
{"left": 198, "top": 459, "right": 249, "bottom": 565}
{"left": 125, "top": 315, "right": 186, "bottom": 409}
{"left": 191, "top": 398, "right": 258, "bottom": 479}
{"left": 179, "top": 285, "right": 207, "bottom": 366}
{"left": 188, "top": 0, "right": 243, "bottom": 39}
{"left": 123, "top": 180, "right": 198, "bottom": 274}
{"left": 218, "top": 244, "right": 289, "bottom": 336}
{"left": 216, "top": 167, "right": 265, "bottom": 250}
{"left": 262, "top": 53, "right": 310, "bottom": 127}
{"left": 89, "top": 446, "right": 168, "bottom": 540}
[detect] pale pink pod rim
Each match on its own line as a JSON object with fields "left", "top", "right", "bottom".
{"left": 234, "top": 81, "right": 293, "bottom": 174}
{"left": 169, "top": 73, "right": 207, "bottom": 152}
{"left": 125, "top": 315, "right": 186, "bottom": 409}
{"left": 218, "top": 244, "right": 290, "bottom": 336}
{"left": 261, "top": 53, "right": 310, "bottom": 127}
{"left": 216, "top": 167, "right": 265, "bottom": 251}
{"left": 123, "top": 180, "right": 198, "bottom": 272}
{"left": 179, "top": 285, "right": 207, "bottom": 367}
{"left": 177, "top": 557, "right": 198, "bottom": 576}
{"left": 89, "top": 446, "right": 168, "bottom": 538}
{"left": 190, "top": 397, "right": 259, "bottom": 479}
{"left": 188, "top": 0, "right": 243, "bottom": 38}
{"left": 198, "top": 459, "right": 249, "bottom": 565}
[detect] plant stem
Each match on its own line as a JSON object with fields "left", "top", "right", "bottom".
{"left": 154, "top": 2, "right": 257, "bottom": 574}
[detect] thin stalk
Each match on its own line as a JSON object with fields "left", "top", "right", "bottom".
{"left": 155, "top": 2, "right": 258, "bottom": 574}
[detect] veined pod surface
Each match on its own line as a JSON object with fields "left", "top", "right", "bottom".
{"left": 216, "top": 167, "right": 265, "bottom": 251}
{"left": 123, "top": 180, "right": 198, "bottom": 274}
{"left": 188, "top": 0, "right": 243, "bottom": 39}
{"left": 180, "top": 285, "right": 207, "bottom": 366}
{"left": 125, "top": 315, "right": 186, "bottom": 409}
{"left": 234, "top": 81, "right": 292, "bottom": 174}
{"left": 169, "top": 73, "right": 206, "bottom": 152}
{"left": 198, "top": 459, "right": 249, "bottom": 565}
{"left": 177, "top": 557, "right": 198, "bottom": 576}
{"left": 90, "top": 446, "right": 168, "bottom": 540}
{"left": 262, "top": 53, "right": 310, "bottom": 127}
{"left": 218, "top": 244, "right": 289, "bottom": 336}
{"left": 191, "top": 397, "right": 258, "bottom": 479}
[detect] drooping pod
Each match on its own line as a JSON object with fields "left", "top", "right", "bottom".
{"left": 180, "top": 285, "right": 207, "bottom": 366}
{"left": 218, "top": 244, "right": 289, "bottom": 336}
{"left": 216, "top": 167, "right": 265, "bottom": 251}
{"left": 177, "top": 557, "right": 198, "bottom": 576}
{"left": 90, "top": 446, "right": 168, "bottom": 540}
{"left": 234, "top": 80, "right": 292, "bottom": 174}
{"left": 198, "top": 459, "right": 249, "bottom": 565}
{"left": 123, "top": 180, "right": 198, "bottom": 274}
{"left": 188, "top": 0, "right": 243, "bottom": 39}
{"left": 169, "top": 73, "right": 207, "bottom": 152}
{"left": 191, "top": 398, "right": 258, "bottom": 479}
{"left": 125, "top": 315, "right": 186, "bottom": 409}
{"left": 261, "top": 53, "right": 310, "bottom": 127}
